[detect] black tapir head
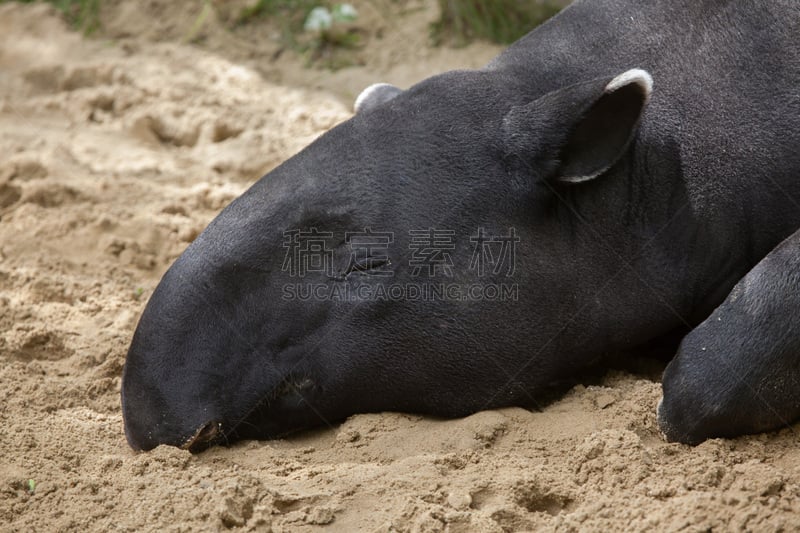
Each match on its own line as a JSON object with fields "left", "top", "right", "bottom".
{"left": 122, "top": 67, "right": 664, "bottom": 451}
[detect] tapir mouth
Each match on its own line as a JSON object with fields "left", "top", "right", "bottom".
{"left": 178, "top": 376, "right": 319, "bottom": 452}
{"left": 181, "top": 420, "right": 225, "bottom": 452}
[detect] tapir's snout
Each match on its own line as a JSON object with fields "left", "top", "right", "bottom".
{"left": 123, "top": 415, "right": 225, "bottom": 453}
{"left": 121, "top": 311, "right": 235, "bottom": 452}
{"left": 121, "top": 333, "right": 265, "bottom": 452}
{"left": 181, "top": 420, "right": 226, "bottom": 452}
{"left": 655, "top": 397, "right": 694, "bottom": 444}
{"left": 120, "top": 370, "right": 201, "bottom": 452}
{"left": 120, "top": 248, "right": 280, "bottom": 452}
{"left": 121, "top": 368, "right": 232, "bottom": 452}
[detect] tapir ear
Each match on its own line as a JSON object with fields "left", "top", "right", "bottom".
{"left": 354, "top": 83, "right": 404, "bottom": 114}
{"left": 503, "top": 69, "right": 653, "bottom": 184}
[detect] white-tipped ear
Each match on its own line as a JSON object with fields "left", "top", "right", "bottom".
{"left": 354, "top": 83, "right": 403, "bottom": 114}
{"left": 605, "top": 68, "right": 653, "bottom": 100}
{"left": 502, "top": 68, "right": 654, "bottom": 185}
{"left": 558, "top": 69, "right": 653, "bottom": 183}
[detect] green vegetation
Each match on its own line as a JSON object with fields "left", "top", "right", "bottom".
{"left": 183, "top": 0, "right": 213, "bottom": 43}
{"left": 432, "top": 0, "right": 564, "bottom": 46}
{"left": 236, "top": 0, "right": 320, "bottom": 27}
{"left": 302, "top": 3, "right": 360, "bottom": 66}
{"left": 237, "top": 1, "right": 362, "bottom": 69}
{"left": 3, "top": 0, "right": 101, "bottom": 34}
{"left": 1, "top": 0, "right": 566, "bottom": 67}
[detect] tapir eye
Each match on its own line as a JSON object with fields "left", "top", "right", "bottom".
{"left": 345, "top": 257, "right": 390, "bottom": 275}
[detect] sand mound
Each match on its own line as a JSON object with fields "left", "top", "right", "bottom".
{"left": 1, "top": 2, "right": 799, "bottom": 531}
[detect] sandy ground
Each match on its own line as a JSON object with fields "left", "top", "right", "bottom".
{"left": 1, "top": 2, "right": 799, "bottom": 531}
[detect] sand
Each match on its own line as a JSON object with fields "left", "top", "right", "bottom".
{"left": 1, "top": 2, "right": 799, "bottom": 531}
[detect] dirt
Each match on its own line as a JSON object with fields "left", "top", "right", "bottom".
{"left": 1, "top": 1, "right": 799, "bottom": 531}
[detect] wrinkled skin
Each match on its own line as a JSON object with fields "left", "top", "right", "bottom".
{"left": 122, "top": 0, "right": 800, "bottom": 451}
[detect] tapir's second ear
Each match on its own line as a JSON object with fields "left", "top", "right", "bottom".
{"left": 354, "top": 83, "right": 404, "bottom": 114}
{"left": 503, "top": 69, "right": 653, "bottom": 184}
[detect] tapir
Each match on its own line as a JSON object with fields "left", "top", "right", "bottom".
{"left": 658, "top": 227, "right": 800, "bottom": 444}
{"left": 121, "top": 0, "right": 800, "bottom": 451}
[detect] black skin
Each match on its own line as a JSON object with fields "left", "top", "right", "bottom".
{"left": 659, "top": 228, "right": 800, "bottom": 445}
{"left": 121, "top": 0, "right": 800, "bottom": 451}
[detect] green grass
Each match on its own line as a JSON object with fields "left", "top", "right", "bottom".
{"left": 2, "top": 0, "right": 101, "bottom": 34}
{"left": 3, "top": 0, "right": 564, "bottom": 64}
{"left": 432, "top": 0, "right": 564, "bottom": 46}
{"left": 236, "top": 0, "right": 320, "bottom": 37}
{"left": 237, "top": 1, "right": 362, "bottom": 70}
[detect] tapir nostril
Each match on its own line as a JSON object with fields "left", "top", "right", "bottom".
{"left": 181, "top": 420, "right": 223, "bottom": 452}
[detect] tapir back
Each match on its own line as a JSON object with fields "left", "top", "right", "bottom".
{"left": 493, "top": 0, "right": 800, "bottom": 296}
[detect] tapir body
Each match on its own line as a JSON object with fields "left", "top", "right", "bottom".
{"left": 659, "top": 227, "right": 800, "bottom": 444}
{"left": 122, "top": 0, "right": 800, "bottom": 451}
